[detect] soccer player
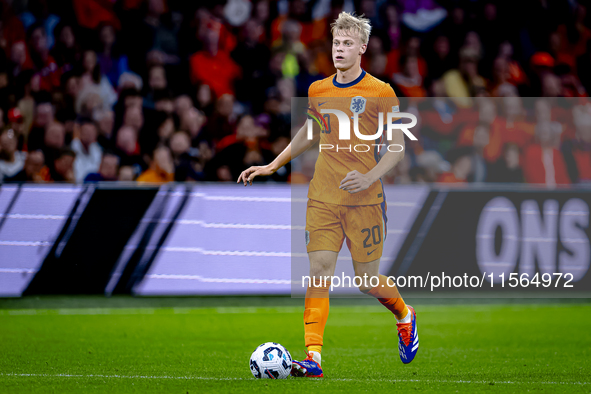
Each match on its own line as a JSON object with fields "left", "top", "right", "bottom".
{"left": 237, "top": 12, "right": 418, "bottom": 377}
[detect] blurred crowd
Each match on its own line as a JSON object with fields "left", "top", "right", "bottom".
{"left": 0, "top": 0, "right": 590, "bottom": 185}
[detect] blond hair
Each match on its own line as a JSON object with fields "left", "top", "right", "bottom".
{"left": 331, "top": 12, "right": 372, "bottom": 45}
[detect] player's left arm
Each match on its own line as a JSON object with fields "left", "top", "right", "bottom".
{"left": 340, "top": 86, "right": 405, "bottom": 193}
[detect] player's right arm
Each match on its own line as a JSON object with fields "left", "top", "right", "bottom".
{"left": 237, "top": 119, "right": 320, "bottom": 186}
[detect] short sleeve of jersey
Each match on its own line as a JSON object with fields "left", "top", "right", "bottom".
{"left": 307, "top": 81, "right": 318, "bottom": 111}
{"left": 306, "top": 81, "right": 325, "bottom": 131}
{"left": 380, "top": 84, "right": 401, "bottom": 127}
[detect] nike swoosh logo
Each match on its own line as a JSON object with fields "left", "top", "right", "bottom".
{"left": 367, "top": 249, "right": 377, "bottom": 256}
{"left": 305, "top": 322, "right": 318, "bottom": 325}
{"left": 318, "top": 101, "right": 328, "bottom": 106}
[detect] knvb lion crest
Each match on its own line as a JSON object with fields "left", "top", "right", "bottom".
{"left": 350, "top": 96, "right": 367, "bottom": 114}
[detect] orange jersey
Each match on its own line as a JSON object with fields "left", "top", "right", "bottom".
{"left": 307, "top": 70, "right": 400, "bottom": 206}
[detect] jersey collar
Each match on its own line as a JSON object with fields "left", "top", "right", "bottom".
{"left": 332, "top": 69, "right": 366, "bottom": 88}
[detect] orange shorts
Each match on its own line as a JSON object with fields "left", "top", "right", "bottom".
{"left": 305, "top": 199, "right": 387, "bottom": 263}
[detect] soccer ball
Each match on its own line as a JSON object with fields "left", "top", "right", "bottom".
{"left": 249, "top": 342, "right": 292, "bottom": 379}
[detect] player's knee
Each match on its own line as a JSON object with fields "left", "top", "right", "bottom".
{"left": 308, "top": 266, "right": 332, "bottom": 287}
{"left": 309, "top": 259, "right": 335, "bottom": 279}
{"left": 309, "top": 265, "right": 331, "bottom": 279}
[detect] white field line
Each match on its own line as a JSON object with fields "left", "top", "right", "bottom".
{"left": 138, "top": 247, "right": 394, "bottom": 261}
{"left": 166, "top": 193, "right": 416, "bottom": 206}
{"left": 0, "top": 214, "right": 66, "bottom": 220}
{"left": 0, "top": 241, "right": 52, "bottom": 246}
{"left": 0, "top": 215, "right": 407, "bottom": 235}
{"left": 138, "top": 219, "right": 406, "bottom": 234}
{"left": 0, "top": 268, "right": 37, "bottom": 274}
{"left": 0, "top": 373, "right": 588, "bottom": 385}
{"left": 18, "top": 188, "right": 81, "bottom": 193}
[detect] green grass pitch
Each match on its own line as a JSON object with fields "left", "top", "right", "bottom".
{"left": 0, "top": 296, "right": 590, "bottom": 393}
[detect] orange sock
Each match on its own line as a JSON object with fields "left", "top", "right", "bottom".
{"left": 304, "top": 284, "right": 330, "bottom": 351}
{"left": 366, "top": 275, "right": 409, "bottom": 320}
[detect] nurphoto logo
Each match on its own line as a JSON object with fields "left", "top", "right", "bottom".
{"left": 307, "top": 97, "right": 418, "bottom": 153}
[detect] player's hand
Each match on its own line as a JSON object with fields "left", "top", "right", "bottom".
{"left": 237, "top": 165, "right": 275, "bottom": 186}
{"left": 339, "top": 170, "right": 374, "bottom": 193}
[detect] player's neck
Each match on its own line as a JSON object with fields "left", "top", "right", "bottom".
{"left": 335, "top": 64, "right": 363, "bottom": 84}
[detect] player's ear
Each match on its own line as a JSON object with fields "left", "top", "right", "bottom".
{"left": 359, "top": 43, "right": 367, "bottom": 55}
